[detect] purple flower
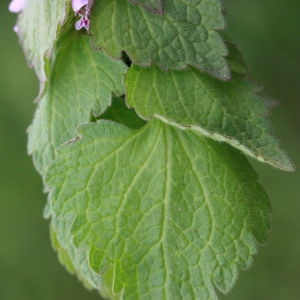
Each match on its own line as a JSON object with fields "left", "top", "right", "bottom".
{"left": 72, "top": 0, "right": 94, "bottom": 30}
{"left": 8, "top": 0, "right": 27, "bottom": 13}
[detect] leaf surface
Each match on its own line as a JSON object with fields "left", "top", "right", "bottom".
{"left": 91, "top": 0, "right": 229, "bottom": 79}
{"left": 128, "top": 0, "right": 164, "bottom": 14}
{"left": 27, "top": 32, "right": 127, "bottom": 174}
{"left": 17, "top": 0, "right": 69, "bottom": 95}
{"left": 126, "top": 65, "right": 294, "bottom": 171}
{"left": 50, "top": 226, "right": 100, "bottom": 290}
{"left": 100, "top": 97, "right": 147, "bottom": 129}
{"left": 46, "top": 118, "right": 271, "bottom": 299}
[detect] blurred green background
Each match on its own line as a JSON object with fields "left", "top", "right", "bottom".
{"left": 0, "top": 0, "right": 299, "bottom": 299}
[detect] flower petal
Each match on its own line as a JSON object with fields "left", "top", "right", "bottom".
{"left": 75, "top": 17, "right": 90, "bottom": 30}
{"left": 8, "top": 0, "right": 27, "bottom": 13}
{"left": 87, "top": 0, "right": 94, "bottom": 10}
{"left": 72, "top": 0, "right": 88, "bottom": 12}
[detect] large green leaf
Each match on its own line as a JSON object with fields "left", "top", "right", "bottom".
{"left": 128, "top": 0, "right": 164, "bottom": 14}
{"left": 91, "top": 0, "right": 229, "bottom": 80}
{"left": 27, "top": 32, "right": 127, "bottom": 174}
{"left": 46, "top": 118, "right": 270, "bottom": 299}
{"left": 17, "top": 0, "right": 70, "bottom": 95}
{"left": 126, "top": 65, "right": 294, "bottom": 171}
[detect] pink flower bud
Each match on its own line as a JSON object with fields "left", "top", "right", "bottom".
{"left": 8, "top": 0, "right": 27, "bottom": 13}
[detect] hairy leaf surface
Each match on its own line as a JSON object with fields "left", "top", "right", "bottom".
{"left": 46, "top": 118, "right": 270, "bottom": 299}
{"left": 28, "top": 32, "right": 127, "bottom": 174}
{"left": 126, "top": 66, "right": 293, "bottom": 171}
{"left": 128, "top": 0, "right": 164, "bottom": 14}
{"left": 50, "top": 227, "right": 102, "bottom": 290}
{"left": 17, "top": 0, "right": 69, "bottom": 95}
{"left": 91, "top": 0, "right": 229, "bottom": 79}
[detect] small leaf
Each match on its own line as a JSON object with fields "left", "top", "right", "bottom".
{"left": 17, "top": 0, "right": 70, "bottom": 95}
{"left": 126, "top": 65, "right": 294, "bottom": 171}
{"left": 28, "top": 32, "right": 127, "bottom": 174}
{"left": 46, "top": 118, "right": 270, "bottom": 299}
{"left": 91, "top": 0, "right": 229, "bottom": 80}
{"left": 128, "top": 0, "right": 164, "bottom": 15}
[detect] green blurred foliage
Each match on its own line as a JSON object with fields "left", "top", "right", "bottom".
{"left": 0, "top": 0, "right": 299, "bottom": 299}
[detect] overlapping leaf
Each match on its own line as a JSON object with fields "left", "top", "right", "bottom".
{"left": 46, "top": 117, "right": 270, "bottom": 299}
{"left": 126, "top": 65, "right": 294, "bottom": 171}
{"left": 28, "top": 31, "right": 127, "bottom": 174}
{"left": 91, "top": 0, "right": 229, "bottom": 79}
{"left": 17, "top": 0, "right": 70, "bottom": 95}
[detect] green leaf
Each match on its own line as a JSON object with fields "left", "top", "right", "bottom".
{"left": 128, "top": 0, "right": 164, "bottom": 15}
{"left": 126, "top": 65, "right": 294, "bottom": 171}
{"left": 50, "top": 226, "right": 76, "bottom": 275}
{"left": 17, "top": 0, "right": 70, "bottom": 95}
{"left": 50, "top": 226, "right": 102, "bottom": 290}
{"left": 99, "top": 97, "right": 147, "bottom": 129}
{"left": 225, "top": 42, "right": 248, "bottom": 75}
{"left": 46, "top": 118, "right": 270, "bottom": 299}
{"left": 91, "top": 0, "right": 229, "bottom": 80}
{"left": 27, "top": 32, "right": 127, "bottom": 174}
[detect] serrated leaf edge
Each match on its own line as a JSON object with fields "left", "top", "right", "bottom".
{"left": 151, "top": 114, "right": 295, "bottom": 172}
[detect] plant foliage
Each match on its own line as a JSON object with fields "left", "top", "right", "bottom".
{"left": 14, "top": 0, "right": 293, "bottom": 298}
